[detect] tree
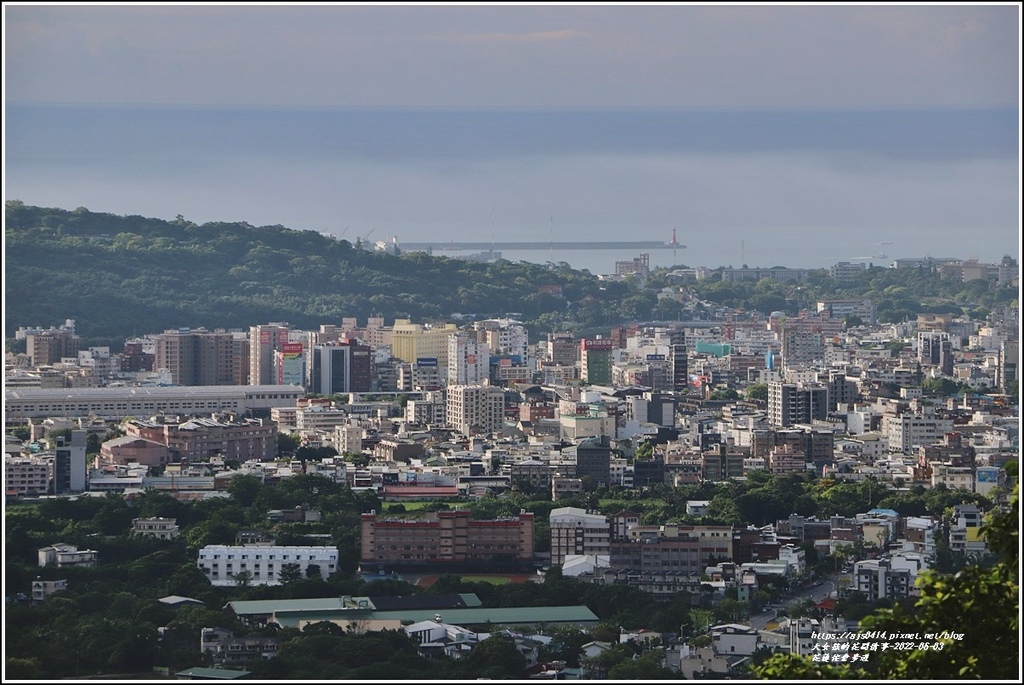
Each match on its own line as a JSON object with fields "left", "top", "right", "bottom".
{"left": 456, "top": 635, "right": 527, "bottom": 679}
{"left": 279, "top": 563, "right": 303, "bottom": 585}
{"left": 745, "top": 383, "right": 769, "bottom": 402}
{"left": 278, "top": 432, "right": 301, "bottom": 457}
{"left": 227, "top": 473, "right": 263, "bottom": 507}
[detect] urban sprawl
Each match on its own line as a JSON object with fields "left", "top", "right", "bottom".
{"left": 5, "top": 253, "right": 1018, "bottom": 680}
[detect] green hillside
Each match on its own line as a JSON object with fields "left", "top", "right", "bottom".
{"left": 4, "top": 201, "right": 637, "bottom": 348}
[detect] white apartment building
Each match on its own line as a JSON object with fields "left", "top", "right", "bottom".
{"left": 549, "top": 506, "right": 611, "bottom": 567}
{"left": 474, "top": 319, "right": 530, "bottom": 360}
{"left": 334, "top": 419, "right": 364, "bottom": 456}
{"left": 197, "top": 545, "right": 339, "bottom": 586}
{"left": 447, "top": 334, "right": 491, "bottom": 386}
{"left": 884, "top": 411, "right": 954, "bottom": 454}
{"left": 296, "top": 407, "right": 351, "bottom": 432}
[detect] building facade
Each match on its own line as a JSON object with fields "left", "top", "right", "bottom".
{"left": 197, "top": 544, "right": 339, "bottom": 586}
{"left": 359, "top": 509, "right": 535, "bottom": 568}
{"left": 446, "top": 384, "right": 505, "bottom": 436}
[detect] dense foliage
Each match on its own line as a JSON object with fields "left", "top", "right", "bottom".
{"left": 4, "top": 468, "right": 999, "bottom": 679}
{"left": 4, "top": 202, "right": 631, "bottom": 347}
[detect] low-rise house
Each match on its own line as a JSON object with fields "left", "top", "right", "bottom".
{"left": 38, "top": 543, "right": 98, "bottom": 568}
{"left": 404, "top": 616, "right": 479, "bottom": 659}
{"left": 201, "top": 627, "right": 281, "bottom": 668}
{"left": 31, "top": 577, "right": 68, "bottom": 601}
{"left": 710, "top": 623, "right": 761, "bottom": 657}
{"left": 132, "top": 516, "right": 180, "bottom": 539}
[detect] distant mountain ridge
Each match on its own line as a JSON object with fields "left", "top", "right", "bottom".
{"left": 4, "top": 202, "right": 629, "bottom": 348}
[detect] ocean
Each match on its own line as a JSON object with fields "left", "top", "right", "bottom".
{"left": 4, "top": 104, "right": 1019, "bottom": 271}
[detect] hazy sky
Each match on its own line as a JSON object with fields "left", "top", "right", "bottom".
{"left": 4, "top": 3, "right": 1019, "bottom": 109}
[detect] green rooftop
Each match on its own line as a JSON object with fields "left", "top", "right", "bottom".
{"left": 174, "top": 666, "right": 251, "bottom": 680}
{"left": 272, "top": 604, "right": 599, "bottom": 628}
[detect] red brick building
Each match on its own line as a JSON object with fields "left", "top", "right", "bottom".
{"left": 360, "top": 509, "right": 534, "bottom": 569}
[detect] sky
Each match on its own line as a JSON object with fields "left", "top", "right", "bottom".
{"left": 4, "top": 3, "right": 1019, "bottom": 109}
{"left": 3, "top": 3, "right": 1021, "bottom": 271}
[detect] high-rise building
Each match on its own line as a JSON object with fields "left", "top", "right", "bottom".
{"left": 275, "top": 343, "right": 305, "bottom": 386}
{"left": 767, "top": 382, "right": 829, "bottom": 428}
{"left": 781, "top": 329, "right": 825, "bottom": 368}
{"left": 998, "top": 340, "right": 1018, "bottom": 393}
{"left": 249, "top": 323, "right": 290, "bottom": 386}
{"left": 155, "top": 328, "right": 239, "bottom": 386}
{"left": 447, "top": 333, "right": 491, "bottom": 386}
{"left": 54, "top": 429, "right": 87, "bottom": 494}
{"left": 474, "top": 319, "right": 529, "bottom": 360}
{"left": 668, "top": 327, "right": 688, "bottom": 393}
{"left": 446, "top": 384, "right": 504, "bottom": 436}
{"left": 310, "top": 341, "right": 372, "bottom": 395}
{"left": 580, "top": 338, "right": 613, "bottom": 385}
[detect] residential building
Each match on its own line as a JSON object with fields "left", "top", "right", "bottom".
{"left": 38, "top": 543, "right": 98, "bottom": 568}
{"left": 551, "top": 476, "right": 583, "bottom": 501}
{"left": 473, "top": 319, "right": 529, "bottom": 361}
{"left": 25, "top": 322, "right": 80, "bottom": 366}
{"left": 31, "top": 578, "right": 68, "bottom": 602}
{"left": 884, "top": 408, "right": 954, "bottom": 454}
{"left": 201, "top": 628, "right": 281, "bottom": 668}
{"left": 54, "top": 429, "right": 87, "bottom": 494}
{"left": 949, "top": 504, "right": 988, "bottom": 556}
{"left": 4, "top": 455, "right": 51, "bottom": 497}
{"left": 132, "top": 517, "right": 180, "bottom": 539}
{"left": 546, "top": 332, "right": 578, "bottom": 366}
{"left": 854, "top": 556, "right": 918, "bottom": 601}
{"left": 446, "top": 385, "right": 504, "bottom": 436}
{"left": 768, "top": 382, "right": 829, "bottom": 427}
{"left": 710, "top": 624, "right": 761, "bottom": 657}
{"left": 250, "top": 322, "right": 291, "bottom": 386}
{"left": 155, "top": 327, "right": 242, "bottom": 386}
{"left": 447, "top": 334, "right": 491, "bottom": 386}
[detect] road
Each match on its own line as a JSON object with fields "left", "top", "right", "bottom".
{"left": 747, "top": 576, "right": 837, "bottom": 631}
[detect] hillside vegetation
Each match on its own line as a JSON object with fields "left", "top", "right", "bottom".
{"left": 5, "top": 201, "right": 1017, "bottom": 349}
{"left": 4, "top": 202, "right": 631, "bottom": 347}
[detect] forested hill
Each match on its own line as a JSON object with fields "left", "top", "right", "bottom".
{"left": 4, "top": 202, "right": 636, "bottom": 347}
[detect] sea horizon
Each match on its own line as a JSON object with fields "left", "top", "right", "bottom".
{"left": 5, "top": 103, "right": 1018, "bottom": 271}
